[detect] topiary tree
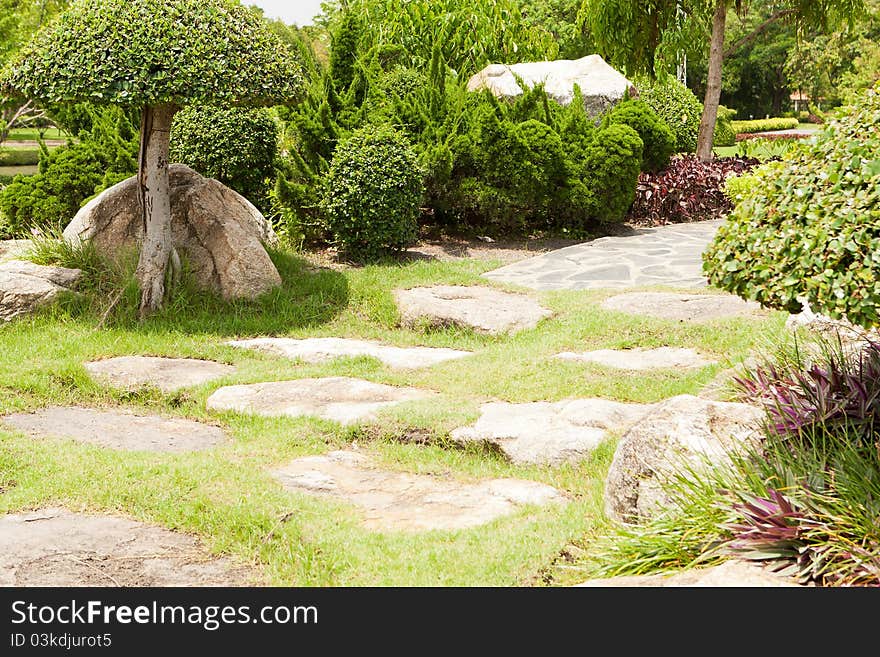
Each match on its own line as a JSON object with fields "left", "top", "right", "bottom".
{"left": 703, "top": 85, "right": 880, "bottom": 328}
{"left": 602, "top": 99, "right": 675, "bottom": 172}
{"left": 638, "top": 77, "right": 703, "bottom": 153}
{"left": 0, "top": 0, "right": 302, "bottom": 316}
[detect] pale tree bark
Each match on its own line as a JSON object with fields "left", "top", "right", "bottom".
{"left": 135, "top": 104, "right": 178, "bottom": 318}
{"left": 696, "top": 0, "right": 728, "bottom": 161}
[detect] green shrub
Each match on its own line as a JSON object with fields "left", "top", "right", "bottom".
{"left": 638, "top": 77, "right": 703, "bottom": 153}
{"left": 583, "top": 124, "right": 643, "bottom": 223}
{"left": 0, "top": 107, "right": 137, "bottom": 236}
{"left": 703, "top": 85, "right": 880, "bottom": 328}
{"left": 170, "top": 106, "right": 279, "bottom": 214}
{"left": 731, "top": 117, "right": 800, "bottom": 134}
{"left": 713, "top": 105, "right": 737, "bottom": 147}
{"left": 321, "top": 124, "right": 423, "bottom": 260}
{"left": 603, "top": 99, "right": 675, "bottom": 171}
{"left": 0, "top": 148, "right": 40, "bottom": 166}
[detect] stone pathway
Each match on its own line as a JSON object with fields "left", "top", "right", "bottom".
{"left": 227, "top": 337, "right": 472, "bottom": 370}
{"left": 484, "top": 220, "right": 722, "bottom": 290}
{"left": 0, "top": 508, "right": 253, "bottom": 586}
{"left": 450, "top": 399, "right": 651, "bottom": 466}
{"left": 555, "top": 347, "right": 715, "bottom": 370}
{"left": 2, "top": 406, "right": 228, "bottom": 453}
{"left": 85, "top": 356, "right": 234, "bottom": 392}
{"left": 206, "top": 377, "right": 432, "bottom": 425}
{"left": 272, "top": 450, "right": 565, "bottom": 531}
{"left": 395, "top": 285, "right": 552, "bottom": 334}
{"left": 602, "top": 292, "right": 764, "bottom": 322}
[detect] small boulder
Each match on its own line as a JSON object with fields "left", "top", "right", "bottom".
{"left": 604, "top": 395, "right": 763, "bottom": 523}
{"left": 64, "top": 165, "right": 281, "bottom": 300}
{"left": 0, "top": 260, "right": 82, "bottom": 322}
{"left": 467, "top": 54, "right": 634, "bottom": 117}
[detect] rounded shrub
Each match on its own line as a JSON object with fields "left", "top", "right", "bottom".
{"left": 638, "top": 77, "right": 703, "bottom": 153}
{"left": 170, "top": 106, "right": 279, "bottom": 213}
{"left": 603, "top": 99, "right": 675, "bottom": 171}
{"left": 713, "top": 105, "right": 737, "bottom": 147}
{"left": 703, "top": 85, "right": 880, "bottom": 328}
{"left": 321, "top": 124, "right": 423, "bottom": 260}
{"left": 583, "top": 124, "right": 643, "bottom": 223}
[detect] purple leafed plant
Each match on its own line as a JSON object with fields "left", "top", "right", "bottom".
{"left": 627, "top": 154, "right": 760, "bottom": 226}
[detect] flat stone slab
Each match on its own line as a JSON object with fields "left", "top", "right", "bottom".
{"left": 206, "top": 377, "right": 432, "bottom": 425}
{"left": 0, "top": 508, "right": 253, "bottom": 586}
{"left": 394, "top": 285, "right": 552, "bottom": 334}
{"left": 85, "top": 356, "right": 234, "bottom": 392}
{"left": 601, "top": 292, "right": 765, "bottom": 322}
{"left": 272, "top": 450, "right": 565, "bottom": 531}
{"left": 227, "top": 337, "right": 472, "bottom": 370}
{"left": 484, "top": 220, "right": 722, "bottom": 290}
{"left": 0, "top": 259, "right": 82, "bottom": 322}
{"left": 555, "top": 347, "right": 715, "bottom": 370}
{"left": 0, "top": 240, "right": 32, "bottom": 262}
{"left": 450, "top": 399, "right": 652, "bottom": 466}
{"left": 2, "top": 406, "right": 228, "bottom": 453}
{"left": 577, "top": 561, "right": 802, "bottom": 587}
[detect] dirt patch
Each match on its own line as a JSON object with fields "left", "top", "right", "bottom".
{"left": 0, "top": 508, "right": 256, "bottom": 586}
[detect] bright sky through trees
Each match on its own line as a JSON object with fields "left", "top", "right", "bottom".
{"left": 249, "top": 0, "right": 323, "bottom": 25}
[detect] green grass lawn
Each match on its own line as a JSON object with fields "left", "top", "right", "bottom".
{"left": 0, "top": 245, "right": 788, "bottom": 585}
{"left": 4, "top": 127, "right": 67, "bottom": 141}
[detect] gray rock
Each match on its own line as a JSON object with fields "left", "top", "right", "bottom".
{"left": 604, "top": 395, "right": 763, "bottom": 523}
{"left": 64, "top": 164, "right": 281, "bottom": 300}
{"left": 272, "top": 450, "right": 565, "bottom": 531}
{"left": 395, "top": 285, "right": 552, "bottom": 335}
{"left": 0, "top": 260, "right": 82, "bottom": 322}
{"left": 227, "top": 337, "right": 472, "bottom": 370}
{"left": 2, "top": 406, "right": 228, "bottom": 453}
{"left": 555, "top": 347, "right": 715, "bottom": 370}
{"left": 0, "top": 239, "right": 31, "bottom": 262}
{"left": 451, "top": 399, "right": 652, "bottom": 466}
{"left": 85, "top": 356, "right": 234, "bottom": 392}
{"left": 602, "top": 292, "right": 765, "bottom": 322}
{"left": 0, "top": 508, "right": 254, "bottom": 586}
{"left": 467, "top": 54, "right": 634, "bottom": 117}
{"left": 786, "top": 298, "right": 879, "bottom": 347}
{"left": 577, "top": 560, "right": 802, "bottom": 587}
{"left": 206, "top": 377, "right": 433, "bottom": 425}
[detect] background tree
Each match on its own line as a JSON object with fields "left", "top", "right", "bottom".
{"left": 1, "top": 0, "right": 303, "bottom": 316}
{"left": 582, "top": 0, "right": 864, "bottom": 160}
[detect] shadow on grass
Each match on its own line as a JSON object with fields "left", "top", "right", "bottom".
{"left": 60, "top": 247, "right": 351, "bottom": 337}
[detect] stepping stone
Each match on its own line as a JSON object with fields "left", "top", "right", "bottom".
{"left": 2, "top": 406, "right": 228, "bottom": 453}
{"left": 394, "top": 285, "right": 552, "bottom": 334}
{"left": 555, "top": 347, "right": 715, "bottom": 370}
{"left": 206, "top": 377, "right": 432, "bottom": 425}
{"left": 0, "top": 508, "right": 253, "bottom": 586}
{"left": 602, "top": 292, "right": 764, "bottom": 322}
{"left": 0, "top": 259, "right": 82, "bottom": 322}
{"left": 450, "top": 399, "right": 652, "bottom": 466}
{"left": 272, "top": 450, "right": 565, "bottom": 531}
{"left": 85, "top": 356, "right": 234, "bottom": 392}
{"left": 227, "top": 337, "right": 472, "bottom": 370}
{"left": 577, "top": 561, "right": 802, "bottom": 587}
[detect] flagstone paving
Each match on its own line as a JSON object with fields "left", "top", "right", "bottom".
{"left": 2, "top": 406, "right": 228, "bottom": 453}
{"left": 484, "top": 220, "right": 723, "bottom": 290}
{"left": 0, "top": 508, "right": 254, "bottom": 586}
{"left": 602, "top": 292, "right": 765, "bottom": 322}
{"left": 206, "top": 377, "right": 433, "bottom": 425}
{"left": 271, "top": 450, "right": 565, "bottom": 532}
{"left": 85, "top": 356, "right": 234, "bottom": 392}
{"left": 554, "top": 347, "right": 716, "bottom": 370}
{"left": 227, "top": 337, "right": 472, "bottom": 370}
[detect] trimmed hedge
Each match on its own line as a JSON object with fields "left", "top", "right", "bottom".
{"left": 603, "top": 99, "right": 675, "bottom": 172}
{"left": 703, "top": 86, "right": 880, "bottom": 328}
{"left": 0, "top": 148, "right": 40, "bottom": 166}
{"left": 731, "top": 118, "right": 800, "bottom": 134}
{"left": 638, "top": 77, "right": 703, "bottom": 153}
{"left": 713, "top": 106, "right": 737, "bottom": 147}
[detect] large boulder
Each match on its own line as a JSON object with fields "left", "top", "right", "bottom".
{"left": 604, "top": 395, "right": 763, "bottom": 523}
{"left": 467, "top": 54, "right": 634, "bottom": 117}
{"left": 63, "top": 165, "right": 281, "bottom": 301}
{"left": 0, "top": 260, "right": 82, "bottom": 322}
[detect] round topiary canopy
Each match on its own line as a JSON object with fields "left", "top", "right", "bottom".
{"left": 1, "top": 0, "right": 303, "bottom": 107}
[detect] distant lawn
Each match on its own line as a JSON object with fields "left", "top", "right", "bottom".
{"left": 0, "top": 148, "right": 40, "bottom": 167}
{"left": 4, "top": 127, "right": 67, "bottom": 141}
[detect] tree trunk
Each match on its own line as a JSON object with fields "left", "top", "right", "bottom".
{"left": 135, "top": 104, "right": 178, "bottom": 318}
{"left": 696, "top": 0, "right": 728, "bottom": 162}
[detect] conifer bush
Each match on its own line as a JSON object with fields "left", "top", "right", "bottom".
{"left": 603, "top": 99, "right": 675, "bottom": 172}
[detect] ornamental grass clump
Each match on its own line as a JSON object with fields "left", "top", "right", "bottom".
{"left": 1, "top": 0, "right": 303, "bottom": 317}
